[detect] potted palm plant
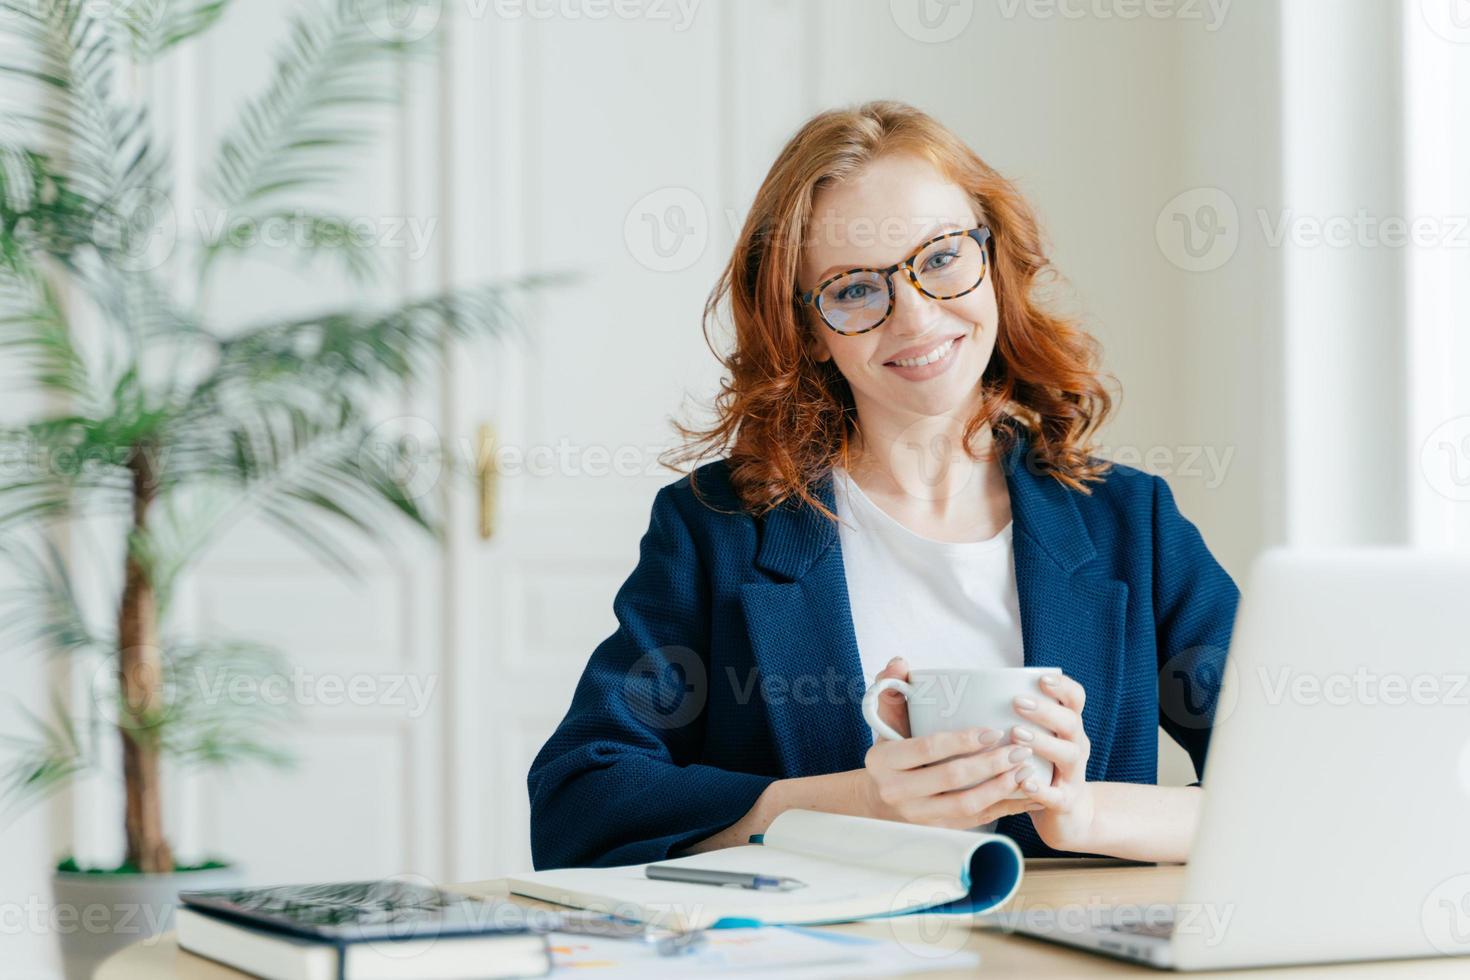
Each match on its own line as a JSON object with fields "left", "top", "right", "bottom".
{"left": 0, "top": 3, "right": 542, "bottom": 977}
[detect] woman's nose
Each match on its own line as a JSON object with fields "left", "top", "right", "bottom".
{"left": 886, "top": 272, "right": 938, "bottom": 336}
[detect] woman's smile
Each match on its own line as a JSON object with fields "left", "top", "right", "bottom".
{"left": 881, "top": 333, "right": 965, "bottom": 381}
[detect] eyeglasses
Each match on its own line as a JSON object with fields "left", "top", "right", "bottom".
{"left": 798, "top": 225, "right": 992, "bottom": 335}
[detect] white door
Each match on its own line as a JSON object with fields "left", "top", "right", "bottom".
{"left": 437, "top": 1, "right": 817, "bottom": 877}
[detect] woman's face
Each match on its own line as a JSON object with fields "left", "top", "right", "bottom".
{"left": 799, "top": 153, "right": 998, "bottom": 433}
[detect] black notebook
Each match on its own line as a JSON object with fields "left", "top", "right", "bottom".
{"left": 177, "top": 880, "right": 549, "bottom": 980}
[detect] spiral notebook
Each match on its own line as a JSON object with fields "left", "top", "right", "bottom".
{"left": 503, "top": 809, "right": 1024, "bottom": 931}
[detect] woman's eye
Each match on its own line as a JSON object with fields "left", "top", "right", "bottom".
{"left": 924, "top": 249, "right": 959, "bottom": 272}
{"left": 835, "top": 283, "right": 874, "bottom": 303}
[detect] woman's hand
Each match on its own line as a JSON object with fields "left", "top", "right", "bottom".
{"left": 1012, "top": 672, "right": 1099, "bottom": 851}
{"left": 860, "top": 657, "right": 1042, "bottom": 830}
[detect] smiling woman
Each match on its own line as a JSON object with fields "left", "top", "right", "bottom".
{"left": 527, "top": 100, "right": 1239, "bottom": 870}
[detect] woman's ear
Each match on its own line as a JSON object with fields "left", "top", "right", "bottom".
{"left": 805, "top": 317, "right": 833, "bottom": 363}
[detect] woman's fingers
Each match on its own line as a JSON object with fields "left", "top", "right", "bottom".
{"left": 1015, "top": 769, "right": 1069, "bottom": 808}
{"left": 906, "top": 767, "right": 1025, "bottom": 825}
{"left": 901, "top": 741, "right": 1033, "bottom": 798}
{"left": 1011, "top": 724, "right": 1085, "bottom": 775}
{"left": 1013, "top": 695, "right": 1083, "bottom": 740}
{"left": 873, "top": 657, "right": 912, "bottom": 738}
{"left": 1038, "top": 672, "right": 1086, "bottom": 713}
{"left": 973, "top": 796, "right": 1045, "bottom": 824}
{"left": 872, "top": 726, "right": 998, "bottom": 771}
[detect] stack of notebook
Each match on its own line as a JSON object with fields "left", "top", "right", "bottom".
{"left": 175, "top": 880, "right": 550, "bottom": 979}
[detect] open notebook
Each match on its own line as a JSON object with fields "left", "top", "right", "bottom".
{"left": 503, "top": 809, "right": 1023, "bottom": 931}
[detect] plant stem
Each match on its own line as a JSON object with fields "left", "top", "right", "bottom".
{"left": 118, "top": 447, "right": 173, "bottom": 873}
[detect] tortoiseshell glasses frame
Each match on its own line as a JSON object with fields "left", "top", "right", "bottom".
{"left": 797, "top": 225, "right": 993, "bottom": 336}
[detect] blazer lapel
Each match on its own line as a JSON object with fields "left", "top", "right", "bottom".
{"left": 739, "top": 477, "right": 871, "bottom": 778}
{"left": 1001, "top": 431, "right": 1130, "bottom": 777}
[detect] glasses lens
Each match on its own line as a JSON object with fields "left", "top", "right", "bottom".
{"left": 913, "top": 232, "right": 984, "bottom": 298}
{"left": 817, "top": 270, "right": 889, "bottom": 334}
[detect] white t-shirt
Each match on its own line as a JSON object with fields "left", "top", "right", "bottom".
{"left": 833, "top": 468, "right": 1025, "bottom": 833}
{"left": 833, "top": 467, "right": 1026, "bottom": 685}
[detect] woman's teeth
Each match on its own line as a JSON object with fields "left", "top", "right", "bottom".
{"left": 889, "top": 337, "right": 956, "bottom": 368}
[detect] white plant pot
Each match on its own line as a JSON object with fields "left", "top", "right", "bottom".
{"left": 50, "top": 863, "right": 242, "bottom": 980}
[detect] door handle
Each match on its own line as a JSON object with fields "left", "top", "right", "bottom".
{"left": 476, "top": 422, "right": 499, "bottom": 541}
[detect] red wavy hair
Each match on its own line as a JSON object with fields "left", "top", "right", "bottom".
{"left": 667, "top": 99, "right": 1116, "bottom": 517}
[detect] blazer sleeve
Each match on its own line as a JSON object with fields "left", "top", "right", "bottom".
{"left": 526, "top": 485, "right": 777, "bottom": 869}
{"left": 1150, "top": 475, "right": 1240, "bottom": 786}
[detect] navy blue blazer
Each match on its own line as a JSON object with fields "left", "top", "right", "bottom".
{"left": 527, "top": 422, "right": 1240, "bottom": 869}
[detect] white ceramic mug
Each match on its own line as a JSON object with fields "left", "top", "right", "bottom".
{"left": 860, "top": 667, "right": 1061, "bottom": 797}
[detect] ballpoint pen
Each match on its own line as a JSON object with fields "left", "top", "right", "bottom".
{"left": 644, "top": 865, "right": 807, "bottom": 891}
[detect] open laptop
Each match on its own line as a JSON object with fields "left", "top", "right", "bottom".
{"left": 995, "top": 548, "right": 1470, "bottom": 970}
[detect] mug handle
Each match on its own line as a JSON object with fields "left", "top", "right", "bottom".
{"left": 861, "top": 677, "right": 912, "bottom": 742}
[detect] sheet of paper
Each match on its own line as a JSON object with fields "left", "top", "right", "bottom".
{"left": 544, "top": 925, "right": 979, "bottom": 978}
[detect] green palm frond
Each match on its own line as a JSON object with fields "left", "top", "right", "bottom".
{"left": 0, "top": 532, "right": 106, "bottom": 656}
{"left": 0, "top": 409, "right": 149, "bottom": 532}
{"left": 0, "top": 144, "right": 100, "bottom": 267}
{"left": 202, "top": 0, "right": 422, "bottom": 270}
{"left": 0, "top": 260, "right": 93, "bottom": 399}
{"left": 159, "top": 637, "right": 294, "bottom": 770}
{"left": 0, "top": 1, "right": 166, "bottom": 219}
{"left": 200, "top": 207, "right": 385, "bottom": 282}
{"left": 139, "top": 393, "right": 439, "bottom": 581}
{"left": 117, "top": 1, "right": 236, "bottom": 61}
{"left": 205, "top": 275, "right": 553, "bottom": 395}
{"left": 0, "top": 691, "right": 91, "bottom": 816}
